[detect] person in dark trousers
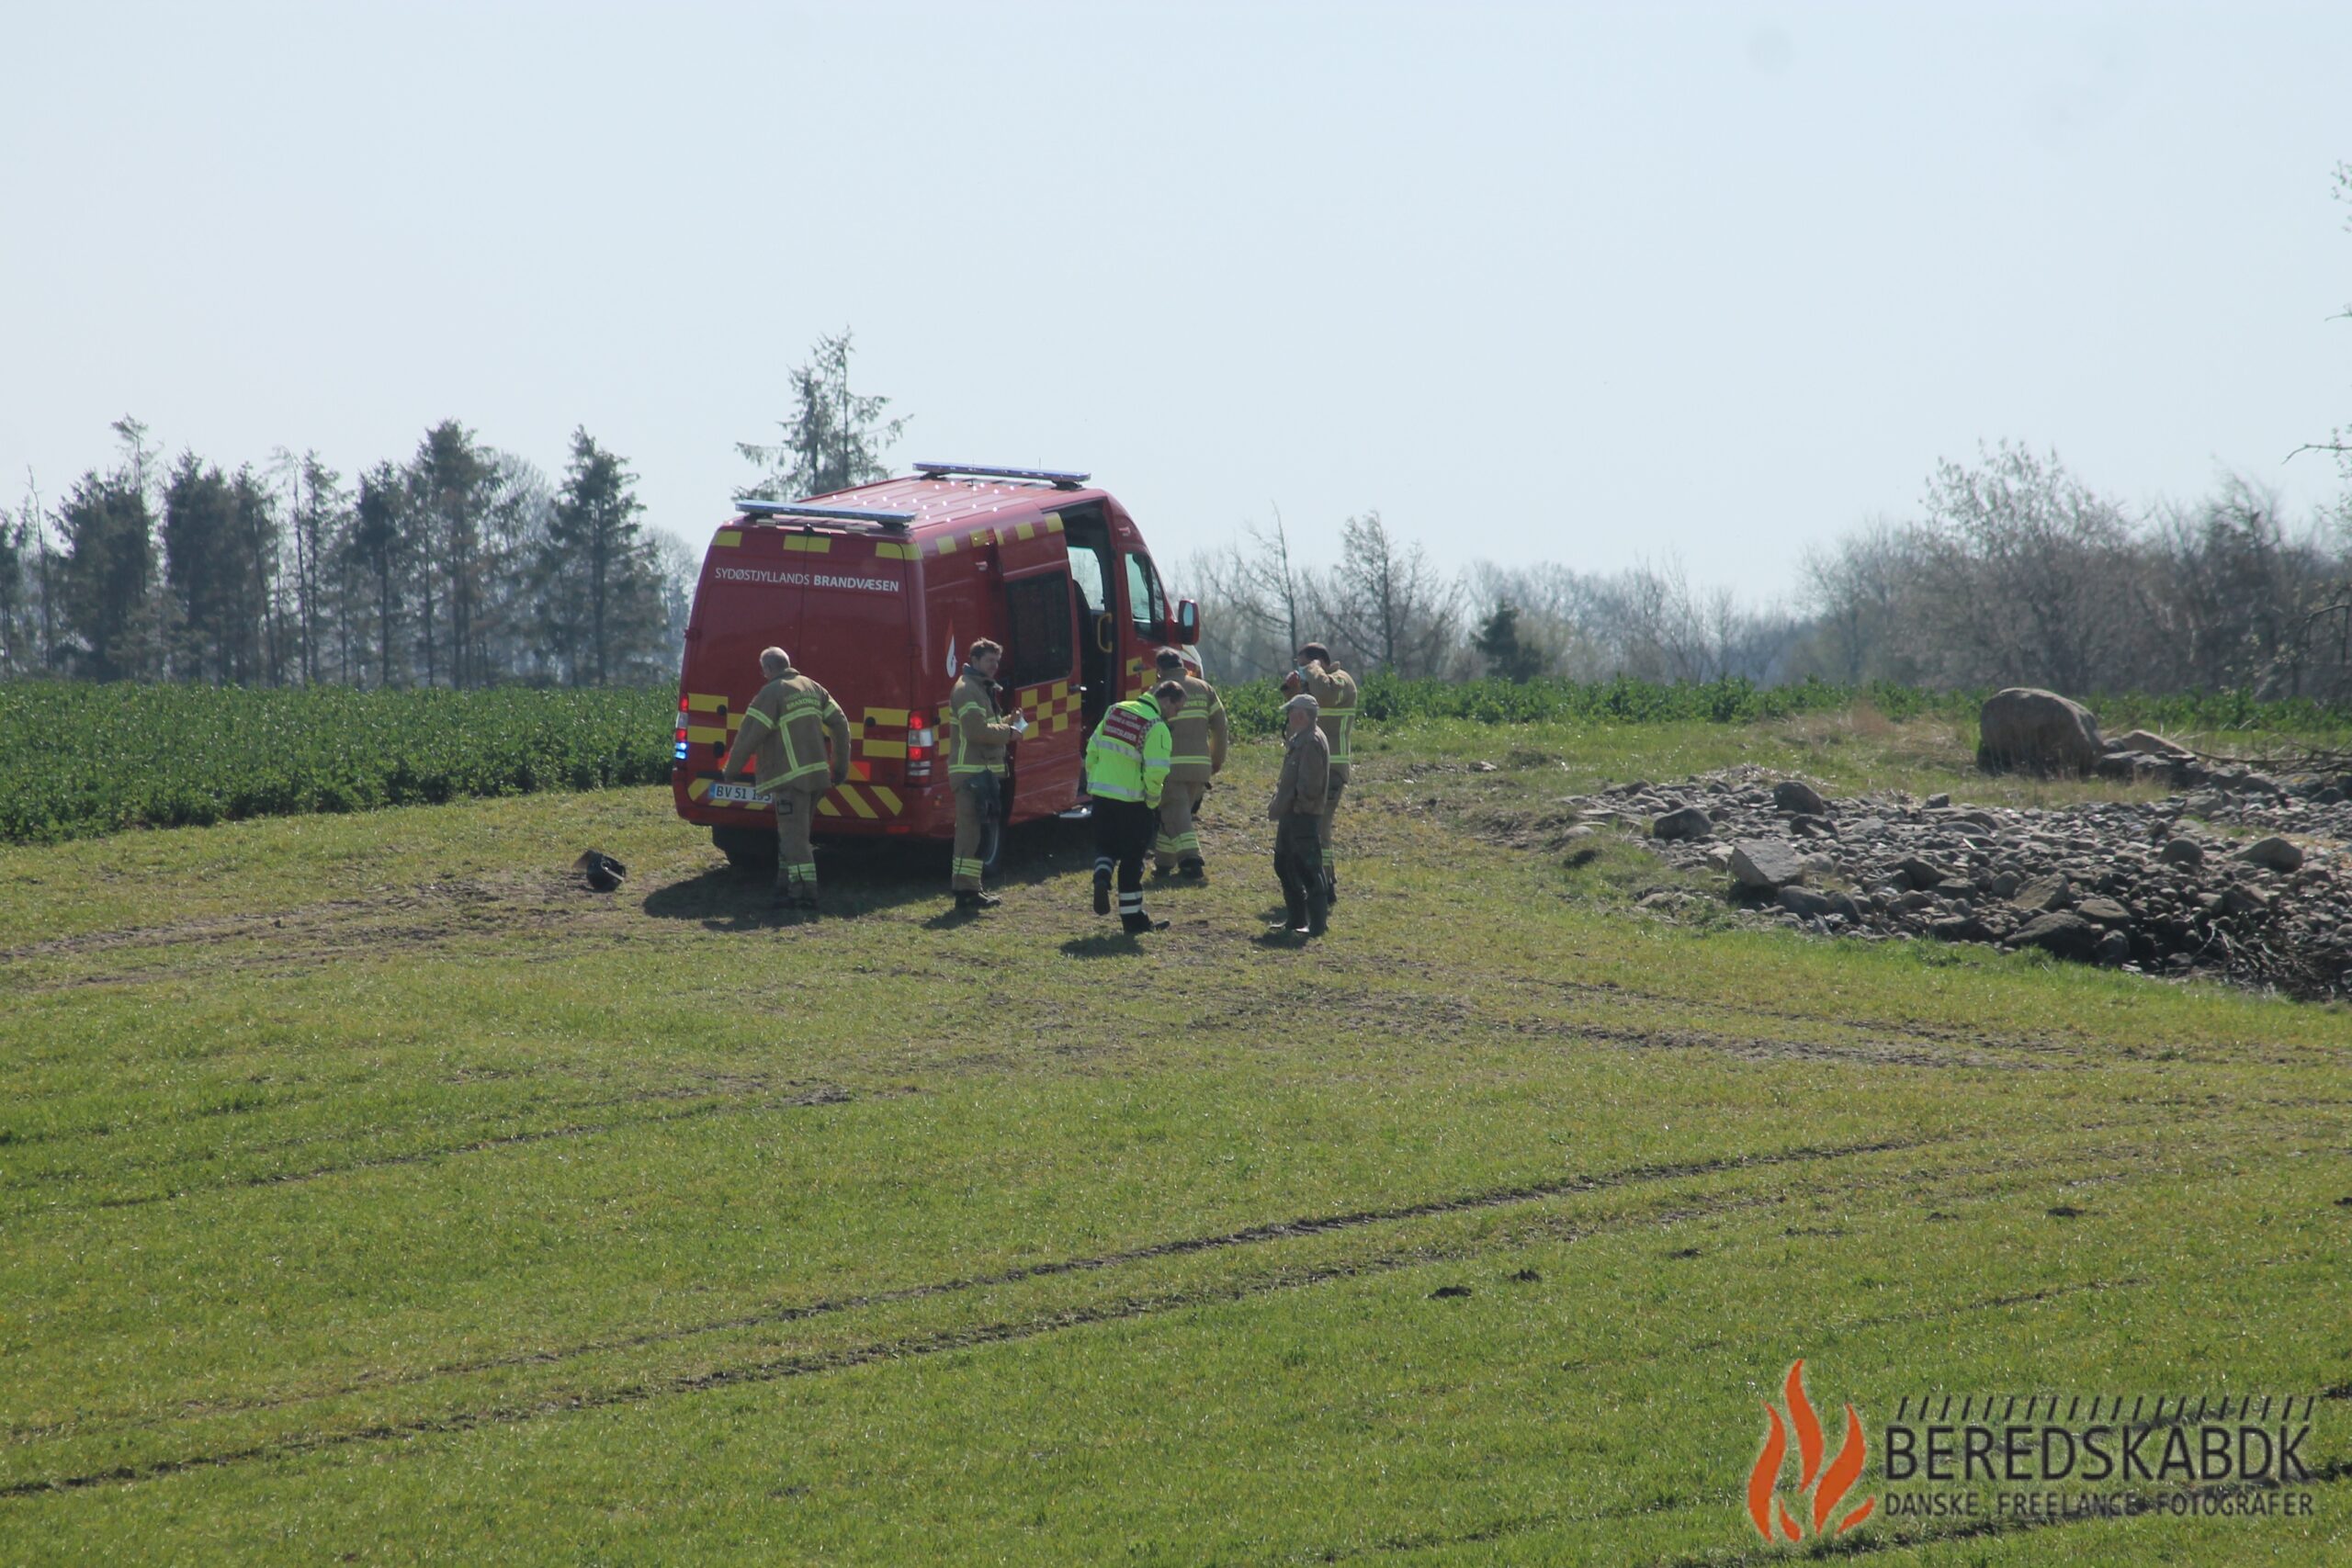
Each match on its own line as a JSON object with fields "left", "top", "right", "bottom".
{"left": 1267, "top": 692, "right": 1331, "bottom": 937}
{"left": 1083, "top": 680, "right": 1183, "bottom": 933}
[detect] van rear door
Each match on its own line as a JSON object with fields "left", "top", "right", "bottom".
{"left": 675, "top": 522, "right": 919, "bottom": 831}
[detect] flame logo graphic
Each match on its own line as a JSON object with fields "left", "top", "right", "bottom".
{"left": 1747, "top": 1359, "right": 1876, "bottom": 1542}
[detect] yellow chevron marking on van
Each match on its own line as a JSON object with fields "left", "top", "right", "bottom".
{"left": 684, "top": 725, "right": 728, "bottom": 745}
{"left": 871, "top": 787, "right": 902, "bottom": 813}
{"left": 685, "top": 692, "right": 729, "bottom": 713}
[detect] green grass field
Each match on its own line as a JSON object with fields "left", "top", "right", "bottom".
{"left": 2, "top": 712, "right": 2346, "bottom": 1563}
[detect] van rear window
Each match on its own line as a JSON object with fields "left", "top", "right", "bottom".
{"left": 1005, "top": 572, "right": 1076, "bottom": 688}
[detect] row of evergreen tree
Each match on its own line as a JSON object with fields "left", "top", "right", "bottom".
{"left": 0, "top": 418, "right": 689, "bottom": 687}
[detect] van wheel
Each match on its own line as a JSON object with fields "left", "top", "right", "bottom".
{"left": 712, "top": 826, "right": 775, "bottom": 874}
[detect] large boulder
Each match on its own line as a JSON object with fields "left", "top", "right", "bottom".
{"left": 2007, "top": 910, "right": 2098, "bottom": 960}
{"left": 2237, "top": 836, "right": 2304, "bottom": 873}
{"left": 1650, "top": 805, "right": 1714, "bottom": 841}
{"left": 1730, "top": 840, "right": 1807, "bottom": 891}
{"left": 2107, "top": 728, "right": 2195, "bottom": 760}
{"left": 1771, "top": 780, "right": 1829, "bottom": 817}
{"left": 1978, "top": 688, "right": 2105, "bottom": 775}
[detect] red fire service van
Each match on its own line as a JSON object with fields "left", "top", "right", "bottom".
{"left": 672, "top": 463, "right": 1202, "bottom": 869}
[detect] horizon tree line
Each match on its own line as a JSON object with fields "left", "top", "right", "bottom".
{"left": 0, "top": 418, "right": 690, "bottom": 689}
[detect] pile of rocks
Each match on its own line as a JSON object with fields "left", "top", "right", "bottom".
{"left": 1576, "top": 765, "right": 2352, "bottom": 1000}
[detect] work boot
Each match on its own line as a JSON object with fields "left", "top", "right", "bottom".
{"left": 797, "top": 896, "right": 821, "bottom": 919}
{"left": 1325, "top": 868, "right": 1340, "bottom": 906}
{"left": 955, "top": 889, "right": 1001, "bottom": 911}
{"left": 1305, "top": 886, "right": 1329, "bottom": 938}
{"left": 1123, "top": 913, "right": 1168, "bottom": 933}
{"left": 1179, "top": 859, "right": 1206, "bottom": 880}
{"left": 1093, "top": 870, "right": 1112, "bottom": 916}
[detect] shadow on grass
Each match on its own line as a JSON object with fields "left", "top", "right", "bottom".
{"left": 640, "top": 815, "right": 1096, "bottom": 928}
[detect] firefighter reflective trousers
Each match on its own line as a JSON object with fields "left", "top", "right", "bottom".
{"left": 1317, "top": 763, "right": 1350, "bottom": 895}
{"left": 1154, "top": 781, "right": 1207, "bottom": 871}
{"left": 1274, "top": 813, "right": 1328, "bottom": 932}
{"left": 768, "top": 783, "right": 822, "bottom": 900}
{"left": 1093, "top": 798, "right": 1157, "bottom": 932}
{"left": 952, "top": 774, "right": 999, "bottom": 892}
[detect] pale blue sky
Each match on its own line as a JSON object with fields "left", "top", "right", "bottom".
{"left": 3, "top": 1, "right": 2346, "bottom": 600}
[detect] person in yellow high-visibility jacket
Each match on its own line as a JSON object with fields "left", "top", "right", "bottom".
{"left": 1083, "top": 680, "right": 1182, "bottom": 933}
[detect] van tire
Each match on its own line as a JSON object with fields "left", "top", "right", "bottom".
{"left": 712, "top": 825, "right": 775, "bottom": 874}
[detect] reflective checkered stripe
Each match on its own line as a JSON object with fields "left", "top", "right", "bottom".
{"left": 778, "top": 859, "right": 820, "bottom": 895}
{"left": 1117, "top": 890, "right": 1145, "bottom": 916}
{"left": 924, "top": 513, "right": 1064, "bottom": 558}
{"left": 950, "top": 856, "right": 986, "bottom": 888}
{"left": 1155, "top": 828, "right": 1201, "bottom": 857}
{"left": 1016, "top": 679, "right": 1084, "bottom": 735}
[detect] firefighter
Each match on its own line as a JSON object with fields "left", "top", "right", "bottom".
{"left": 720, "top": 646, "right": 851, "bottom": 916}
{"left": 948, "top": 637, "right": 1026, "bottom": 911}
{"left": 1150, "top": 647, "right": 1228, "bottom": 879}
{"left": 1267, "top": 692, "right": 1331, "bottom": 937}
{"left": 1083, "top": 678, "right": 1183, "bottom": 933}
{"left": 1295, "top": 641, "right": 1358, "bottom": 904}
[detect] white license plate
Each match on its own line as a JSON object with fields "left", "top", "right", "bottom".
{"left": 707, "top": 782, "right": 766, "bottom": 804}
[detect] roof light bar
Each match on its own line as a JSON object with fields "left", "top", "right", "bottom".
{"left": 732, "top": 499, "right": 918, "bottom": 528}
{"left": 912, "top": 462, "right": 1091, "bottom": 490}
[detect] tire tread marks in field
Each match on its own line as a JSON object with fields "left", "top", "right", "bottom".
{"left": 0, "top": 1135, "right": 1939, "bottom": 1498}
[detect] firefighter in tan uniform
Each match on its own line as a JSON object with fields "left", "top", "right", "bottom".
{"left": 948, "top": 637, "right": 1025, "bottom": 912}
{"left": 1293, "top": 641, "right": 1358, "bottom": 903}
{"left": 720, "top": 646, "right": 851, "bottom": 916}
{"left": 1267, "top": 692, "right": 1330, "bottom": 937}
{"left": 1149, "top": 647, "right": 1228, "bottom": 879}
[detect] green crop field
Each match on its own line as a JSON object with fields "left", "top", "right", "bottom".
{"left": 0, "top": 682, "right": 674, "bottom": 844}
{"left": 1, "top": 705, "right": 2345, "bottom": 1563}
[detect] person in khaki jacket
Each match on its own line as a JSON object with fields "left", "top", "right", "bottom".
{"left": 1294, "top": 641, "right": 1358, "bottom": 904}
{"left": 1149, "top": 647, "right": 1228, "bottom": 879}
{"left": 1266, "top": 692, "right": 1331, "bottom": 938}
{"left": 720, "top": 646, "right": 851, "bottom": 916}
{"left": 947, "top": 637, "right": 1025, "bottom": 912}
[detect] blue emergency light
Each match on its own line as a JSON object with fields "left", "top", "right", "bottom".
{"left": 913, "top": 462, "right": 1090, "bottom": 490}
{"left": 732, "top": 499, "right": 918, "bottom": 528}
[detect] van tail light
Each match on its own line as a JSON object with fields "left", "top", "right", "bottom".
{"left": 906, "top": 719, "right": 936, "bottom": 784}
{"left": 673, "top": 696, "right": 691, "bottom": 762}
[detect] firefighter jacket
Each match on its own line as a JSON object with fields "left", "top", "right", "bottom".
{"left": 1162, "top": 673, "right": 1228, "bottom": 784}
{"left": 1302, "top": 660, "right": 1359, "bottom": 768}
{"left": 1084, "top": 694, "right": 1173, "bottom": 809}
{"left": 949, "top": 667, "right": 1020, "bottom": 780}
{"left": 725, "top": 668, "right": 851, "bottom": 791}
{"left": 1268, "top": 723, "right": 1330, "bottom": 819}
